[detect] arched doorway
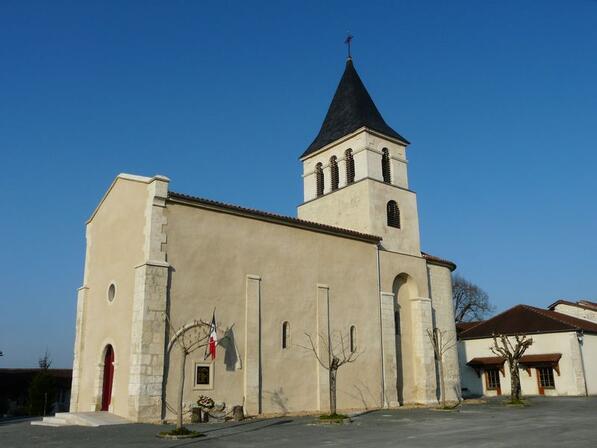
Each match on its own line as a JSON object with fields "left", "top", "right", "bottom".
{"left": 393, "top": 273, "right": 419, "bottom": 404}
{"left": 101, "top": 345, "right": 114, "bottom": 411}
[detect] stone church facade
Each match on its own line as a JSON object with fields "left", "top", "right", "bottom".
{"left": 69, "top": 58, "right": 461, "bottom": 422}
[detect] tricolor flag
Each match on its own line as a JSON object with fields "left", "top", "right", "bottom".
{"left": 205, "top": 312, "right": 217, "bottom": 360}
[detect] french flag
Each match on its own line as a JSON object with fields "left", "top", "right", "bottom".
{"left": 206, "top": 312, "right": 217, "bottom": 360}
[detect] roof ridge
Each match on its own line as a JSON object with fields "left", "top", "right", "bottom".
{"left": 527, "top": 304, "right": 597, "bottom": 330}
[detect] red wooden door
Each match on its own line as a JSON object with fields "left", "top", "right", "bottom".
{"left": 101, "top": 345, "right": 114, "bottom": 411}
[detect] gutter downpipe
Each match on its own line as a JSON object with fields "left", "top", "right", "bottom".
{"left": 577, "top": 331, "right": 589, "bottom": 397}
{"left": 376, "top": 243, "right": 387, "bottom": 408}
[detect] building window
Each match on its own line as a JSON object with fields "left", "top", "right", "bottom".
{"left": 315, "top": 163, "right": 324, "bottom": 197}
{"left": 349, "top": 325, "right": 357, "bottom": 353}
{"left": 194, "top": 362, "right": 214, "bottom": 389}
{"left": 387, "top": 200, "right": 401, "bottom": 228}
{"left": 538, "top": 367, "right": 555, "bottom": 389}
{"left": 345, "top": 149, "right": 355, "bottom": 184}
{"left": 282, "top": 321, "right": 290, "bottom": 349}
{"left": 330, "top": 156, "right": 339, "bottom": 191}
{"left": 107, "top": 283, "right": 116, "bottom": 302}
{"left": 382, "top": 148, "right": 391, "bottom": 183}
{"left": 485, "top": 368, "right": 501, "bottom": 391}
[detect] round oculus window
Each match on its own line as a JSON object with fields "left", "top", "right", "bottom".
{"left": 107, "top": 283, "right": 116, "bottom": 302}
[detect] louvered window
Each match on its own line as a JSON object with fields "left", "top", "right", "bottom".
{"left": 387, "top": 200, "right": 401, "bottom": 228}
{"left": 315, "top": 163, "right": 324, "bottom": 197}
{"left": 382, "top": 148, "right": 391, "bottom": 183}
{"left": 345, "top": 149, "right": 355, "bottom": 184}
{"left": 330, "top": 156, "right": 339, "bottom": 191}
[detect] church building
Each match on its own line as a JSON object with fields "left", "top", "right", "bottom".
{"left": 69, "top": 57, "right": 461, "bottom": 422}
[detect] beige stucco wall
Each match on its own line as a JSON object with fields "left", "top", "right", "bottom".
{"left": 164, "top": 201, "right": 385, "bottom": 417}
{"left": 458, "top": 332, "right": 591, "bottom": 397}
{"left": 553, "top": 303, "right": 597, "bottom": 323}
{"left": 71, "top": 176, "right": 148, "bottom": 416}
{"left": 298, "top": 178, "right": 420, "bottom": 256}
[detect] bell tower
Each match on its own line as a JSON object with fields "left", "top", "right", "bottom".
{"left": 297, "top": 58, "right": 421, "bottom": 256}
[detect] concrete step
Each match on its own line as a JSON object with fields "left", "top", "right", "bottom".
{"left": 31, "top": 417, "right": 68, "bottom": 427}
{"left": 30, "top": 412, "right": 130, "bottom": 427}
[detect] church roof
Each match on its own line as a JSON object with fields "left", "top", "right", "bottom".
{"left": 301, "top": 58, "right": 409, "bottom": 159}
{"left": 168, "top": 192, "right": 454, "bottom": 265}
{"left": 458, "top": 304, "right": 597, "bottom": 340}
{"left": 168, "top": 191, "right": 382, "bottom": 243}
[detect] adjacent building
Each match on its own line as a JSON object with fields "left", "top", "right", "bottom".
{"left": 458, "top": 302, "right": 597, "bottom": 398}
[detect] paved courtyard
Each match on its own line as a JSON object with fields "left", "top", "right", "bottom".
{"left": 1, "top": 397, "right": 596, "bottom": 448}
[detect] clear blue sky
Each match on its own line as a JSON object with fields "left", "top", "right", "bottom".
{"left": 1, "top": 1, "right": 596, "bottom": 368}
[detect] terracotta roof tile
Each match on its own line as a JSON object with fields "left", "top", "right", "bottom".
{"left": 421, "top": 251, "right": 457, "bottom": 271}
{"left": 459, "top": 304, "right": 597, "bottom": 339}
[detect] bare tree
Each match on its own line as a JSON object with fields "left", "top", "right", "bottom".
{"left": 452, "top": 274, "right": 495, "bottom": 323}
{"left": 164, "top": 315, "right": 212, "bottom": 430}
{"left": 427, "top": 327, "right": 457, "bottom": 408}
{"left": 490, "top": 334, "right": 533, "bottom": 402}
{"left": 302, "top": 331, "right": 361, "bottom": 416}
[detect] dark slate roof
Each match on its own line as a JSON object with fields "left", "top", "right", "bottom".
{"left": 301, "top": 59, "right": 409, "bottom": 158}
{"left": 459, "top": 305, "right": 597, "bottom": 340}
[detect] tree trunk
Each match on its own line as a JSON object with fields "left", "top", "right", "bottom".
{"left": 177, "top": 349, "right": 187, "bottom": 429}
{"left": 438, "top": 356, "right": 446, "bottom": 408}
{"left": 510, "top": 361, "right": 521, "bottom": 402}
{"left": 329, "top": 367, "right": 337, "bottom": 416}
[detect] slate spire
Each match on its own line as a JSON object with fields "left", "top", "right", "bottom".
{"left": 301, "top": 59, "right": 408, "bottom": 158}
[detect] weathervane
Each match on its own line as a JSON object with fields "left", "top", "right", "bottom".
{"left": 344, "top": 33, "right": 353, "bottom": 59}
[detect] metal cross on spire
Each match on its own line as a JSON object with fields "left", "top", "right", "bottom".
{"left": 344, "top": 34, "right": 353, "bottom": 59}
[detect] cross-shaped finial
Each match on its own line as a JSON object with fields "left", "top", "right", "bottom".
{"left": 344, "top": 34, "right": 353, "bottom": 59}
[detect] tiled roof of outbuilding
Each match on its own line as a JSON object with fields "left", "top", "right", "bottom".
{"left": 458, "top": 304, "right": 597, "bottom": 339}
{"left": 301, "top": 59, "right": 408, "bottom": 158}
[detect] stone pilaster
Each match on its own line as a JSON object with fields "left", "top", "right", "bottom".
{"left": 409, "top": 297, "right": 437, "bottom": 404}
{"left": 69, "top": 286, "right": 88, "bottom": 412}
{"left": 380, "top": 292, "right": 399, "bottom": 407}
{"left": 427, "top": 264, "right": 461, "bottom": 402}
{"left": 127, "top": 175, "right": 170, "bottom": 422}
{"left": 316, "top": 284, "right": 331, "bottom": 412}
{"left": 128, "top": 261, "right": 169, "bottom": 422}
{"left": 244, "top": 275, "right": 262, "bottom": 415}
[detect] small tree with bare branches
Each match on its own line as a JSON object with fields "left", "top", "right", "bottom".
{"left": 490, "top": 334, "right": 533, "bottom": 403}
{"left": 427, "top": 327, "right": 457, "bottom": 409}
{"left": 302, "top": 330, "right": 361, "bottom": 417}
{"left": 164, "top": 314, "right": 212, "bottom": 433}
